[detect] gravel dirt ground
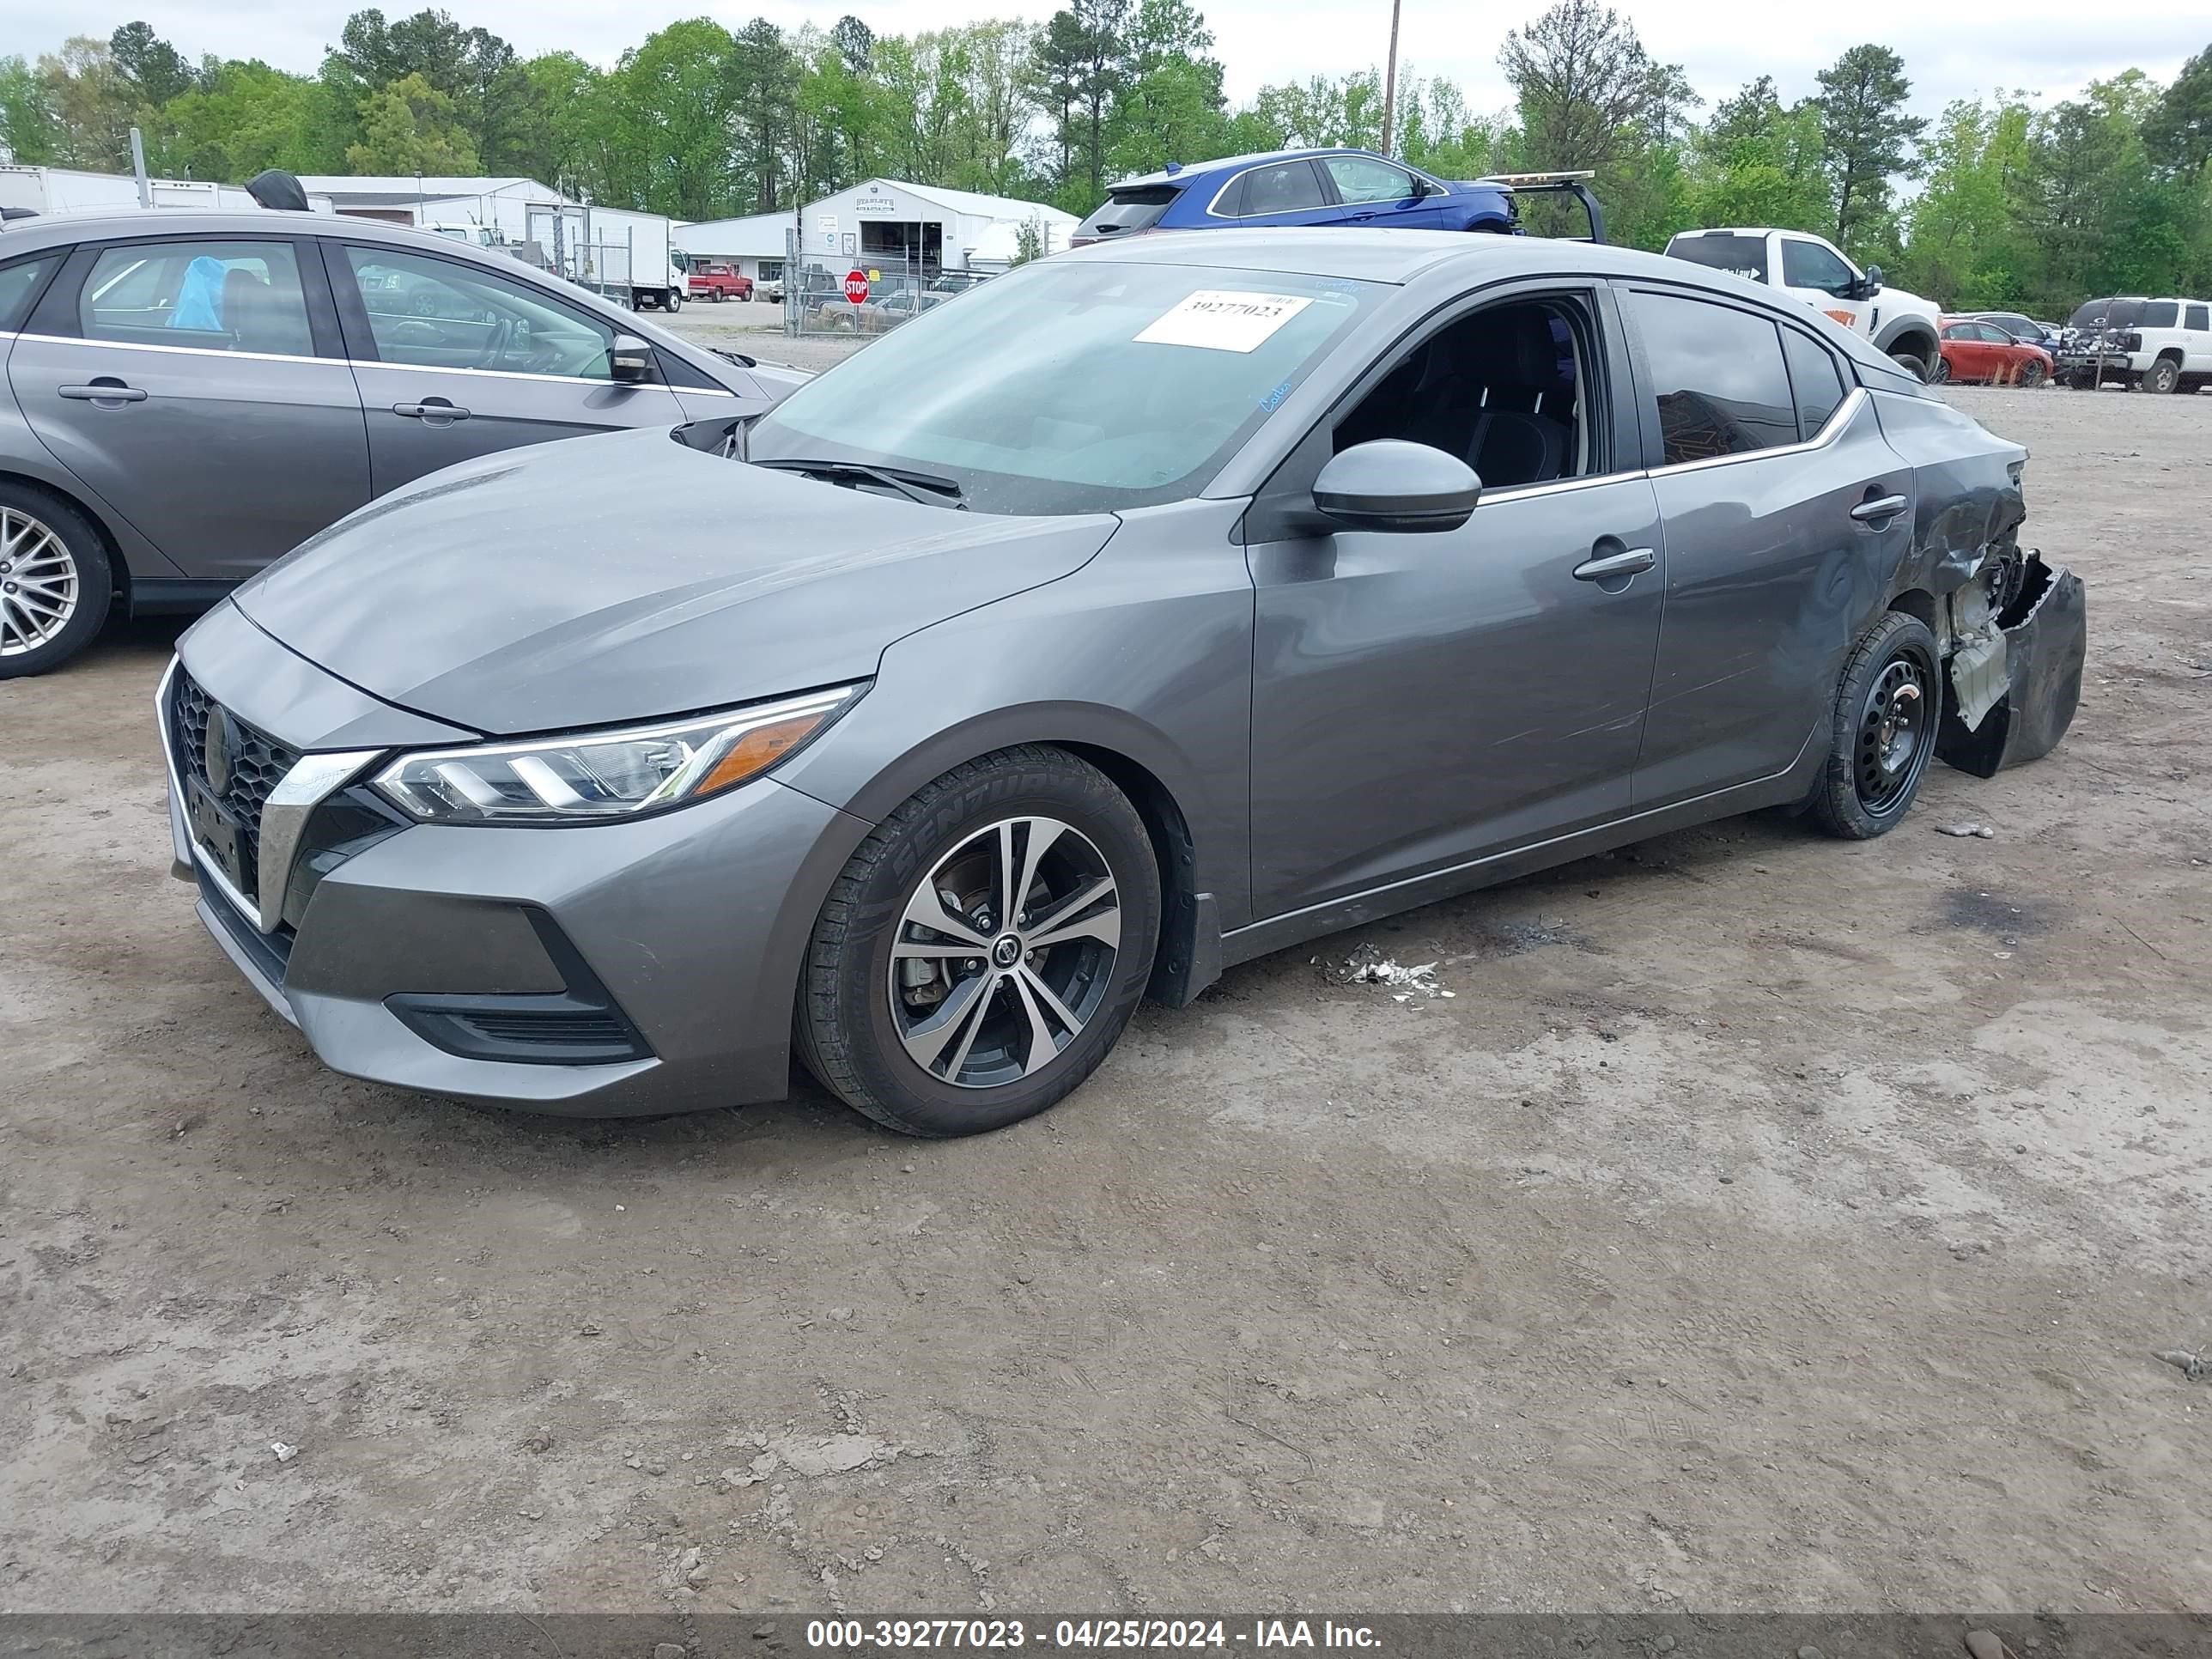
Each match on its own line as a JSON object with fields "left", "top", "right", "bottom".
{"left": 3, "top": 386, "right": 2208, "bottom": 1616}
{"left": 664, "top": 304, "right": 866, "bottom": 377}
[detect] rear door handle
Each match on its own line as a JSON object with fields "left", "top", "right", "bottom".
{"left": 392, "top": 399, "right": 471, "bottom": 422}
{"left": 58, "top": 381, "right": 147, "bottom": 404}
{"left": 1850, "top": 493, "right": 1909, "bottom": 525}
{"left": 1572, "top": 546, "right": 1656, "bottom": 581}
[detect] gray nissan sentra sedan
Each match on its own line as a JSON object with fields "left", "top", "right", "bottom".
{"left": 0, "top": 208, "right": 801, "bottom": 675}
{"left": 158, "top": 229, "right": 2086, "bottom": 1137}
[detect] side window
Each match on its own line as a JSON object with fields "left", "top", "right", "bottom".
{"left": 1779, "top": 239, "right": 1856, "bottom": 297}
{"left": 1238, "top": 162, "right": 1328, "bottom": 217}
{"left": 1781, "top": 328, "right": 1847, "bottom": 441}
{"left": 1627, "top": 291, "right": 1798, "bottom": 466}
{"left": 1330, "top": 294, "right": 1598, "bottom": 489}
{"left": 79, "top": 240, "right": 313, "bottom": 355}
{"left": 1978, "top": 324, "right": 2013, "bottom": 343}
{"left": 1942, "top": 323, "right": 1975, "bottom": 340}
{"left": 1323, "top": 155, "right": 1417, "bottom": 204}
{"left": 2187, "top": 304, "right": 2209, "bottom": 331}
{"left": 0, "top": 256, "right": 59, "bottom": 331}
{"left": 2139, "top": 301, "right": 2179, "bottom": 328}
{"left": 343, "top": 245, "right": 616, "bottom": 380}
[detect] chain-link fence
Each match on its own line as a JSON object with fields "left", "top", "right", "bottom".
{"left": 781, "top": 232, "right": 993, "bottom": 338}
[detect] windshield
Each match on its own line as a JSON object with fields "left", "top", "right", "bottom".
{"left": 746, "top": 259, "right": 1376, "bottom": 514}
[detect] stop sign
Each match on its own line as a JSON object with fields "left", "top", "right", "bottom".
{"left": 843, "top": 270, "right": 869, "bottom": 304}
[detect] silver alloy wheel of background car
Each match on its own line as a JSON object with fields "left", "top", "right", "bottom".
{"left": 0, "top": 506, "right": 78, "bottom": 659}
{"left": 887, "top": 815, "right": 1122, "bottom": 1090}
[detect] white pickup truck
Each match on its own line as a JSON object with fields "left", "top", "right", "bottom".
{"left": 1662, "top": 227, "right": 1943, "bottom": 383}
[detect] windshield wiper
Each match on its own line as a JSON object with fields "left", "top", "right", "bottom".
{"left": 750, "top": 457, "right": 966, "bottom": 509}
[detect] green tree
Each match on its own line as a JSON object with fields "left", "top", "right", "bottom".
{"left": 344, "top": 70, "right": 478, "bottom": 173}
{"left": 150, "top": 58, "right": 334, "bottom": 179}
{"left": 1814, "top": 44, "right": 1925, "bottom": 254}
{"left": 1107, "top": 0, "right": 1227, "bottom": 178}
{"left": 0, "top": 55, "right": 62, "bottom": 162}
{"left": 1498, "top": 0, "right": 1694, "bottom": 245}
{"left": 1683, "top": 76, "right": 1829, "bottom": 231}
{"left": 2144, "top": 43, "right": 2212, "bottom": 175}
{"left": 109, "top": 21, "right": 197, "bottom": 107}
{"left": 730, "top": 17, "right": 799, "bottom": 210}
{"left": 601, "top": 19, "right": 742, "bottom": 217}
{"left": 1899, "top": 93, "right": 2033, "bottom": 307}
{"left": 37, "top": 37, "right": 137, "bottom": 169}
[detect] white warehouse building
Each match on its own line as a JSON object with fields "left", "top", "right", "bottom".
{"left": 793, "top": 179, "right": 1077, "bottom": 276}
{"left": 672, "top": 211, "right": 793, "bottom": 288}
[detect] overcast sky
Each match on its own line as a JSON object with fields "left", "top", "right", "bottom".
{"left": 10, "top": 0, "right": 2206, "bottom": 119}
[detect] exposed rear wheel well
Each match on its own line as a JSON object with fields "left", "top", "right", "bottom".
{"left": 1887, "top": 588, "right": 1938, "bottom": 634}
{"left": 2156, "top": 348, "right": 2185, "bottom": 364}
{"left": 0, "top": 470, "right": 130, "bottom": 611}
{"left": 1057, "top": 741, "right": 1204, "bottom": 1006}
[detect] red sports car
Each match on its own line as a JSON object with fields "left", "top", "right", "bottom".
{"left": 1937, "top": 317, "right": 2053, "bottom": 386}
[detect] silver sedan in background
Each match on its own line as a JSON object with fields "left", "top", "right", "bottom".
{"left": 158, "top": 229, "right": 2086, "bottom": 1137}
{"left": 0, "top": 208, "right": 802, "bottom": 675}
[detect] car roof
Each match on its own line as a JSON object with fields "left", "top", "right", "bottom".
{"left": 1110, "top": 148, "right": 1434, "bottom": 193}
{"left": 1062, "top": 225, "right": 1695, "bottom": 287}
{"left": 0, "top": 206, "right": 518, "bottom": 258}
{"left": 0, "top": 206, "right": 763, "bottom": 383}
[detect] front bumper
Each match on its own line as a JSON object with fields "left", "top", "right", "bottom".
{"left": 163, "top": 609, "right": 872, "bottom": 1116}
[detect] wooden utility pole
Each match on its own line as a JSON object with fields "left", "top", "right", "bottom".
{"left": 1380, "top": 0, "right": 1402, "bottom": 156}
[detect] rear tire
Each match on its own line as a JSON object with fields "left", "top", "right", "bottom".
{"left": 796, "top": 746, "right": 1160, "bottom": 1138}
{"left": 1805, "top": 612, "right": 1942, "bottom": 841}
{"left": 0, "top": 485, "right": 112, "bottom": 678}
{"left": 2145, "top": 356, "right": 2179, "bottom": 394}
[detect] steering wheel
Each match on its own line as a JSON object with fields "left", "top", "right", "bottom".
{"left": 476, "top": 314, "right": 516, "bottom": 369}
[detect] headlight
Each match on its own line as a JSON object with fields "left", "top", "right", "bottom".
{"left": 370, "top": 685, "right": 859, "bottom": 824}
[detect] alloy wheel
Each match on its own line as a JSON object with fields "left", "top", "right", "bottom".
{"left": 1855, "top": 653, "right": 1934, "bottom": 817}
{"left": 886, "top": 816, "right": 1121, "bottom": 1090}
{"left": 0, "top": 507, "right": 78, "bottom": 659}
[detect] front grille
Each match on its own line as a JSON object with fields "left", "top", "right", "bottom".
{"left": 171, "top": 671, "right": 301, "bottom": 903}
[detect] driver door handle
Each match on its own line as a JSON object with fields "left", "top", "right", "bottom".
{"left": 1572, "top": 545, "right": 1656, "bottom": 580}
{"left": 1850, "top": 492, "right": 1908, "bottom": 525}
{"left": 393, "top": 399, "right": 471, "bottom": 423}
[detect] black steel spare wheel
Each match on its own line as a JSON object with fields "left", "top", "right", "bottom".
{"left": 797, "top": 745, "right": 1159, "bottom": 1137}
{"left": 1807, "top": 611, "right": 1942, "bottom": 840}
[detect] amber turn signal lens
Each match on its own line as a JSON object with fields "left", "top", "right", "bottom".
{"left": 696, "top": 713, "right": 830, "bottom": 796}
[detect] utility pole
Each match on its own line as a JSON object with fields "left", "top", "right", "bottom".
{"left": 1380, "top": 0, "right": 1402, "bottom": 157}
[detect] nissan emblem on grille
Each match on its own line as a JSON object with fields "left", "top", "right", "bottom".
{"left": 204, "top": 703, "right": 233, "bottom": 796}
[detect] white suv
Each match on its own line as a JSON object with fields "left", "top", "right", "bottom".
{"left": 1662, "top": 227, "right": 1943, "bottom": 382}
{"left": 2054, "top": 297, "right": 2212, "bottom": 392}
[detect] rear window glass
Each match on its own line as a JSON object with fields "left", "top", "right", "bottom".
{"left": 1664, "top": 233, "right": 1768, "bottom": 284}
{"left": 2139, "top": 301, "right": 2179, "bottom": 328}
{"left": 2067, "top": 299, "right": 2109, "bottom": 328}
{"left": 1626, "top": 290, "right": 1797, "bottom": 465}
{"left": 1075, "top": 187, "right": 1178, "bottom": 240}
{"left": 1783, "top": 328, "right": 1847, "bottom": 440}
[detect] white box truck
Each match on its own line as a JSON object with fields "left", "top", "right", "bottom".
{"left": 578, "top": 206, "right": 686, "bottom": 313}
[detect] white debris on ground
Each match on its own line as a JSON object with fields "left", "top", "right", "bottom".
{"left": 1333, "top": 948, "right": 1455, "bottom": 1000}
{"left": 1936, "top": 821, "right": 1997, "bottom": 839}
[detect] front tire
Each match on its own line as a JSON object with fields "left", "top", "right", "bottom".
{"left": 665, "top": 288, "right": 683, "bottom": 313}
{"left": 797, "top": 747, "right": 1161, "bottom": 1138}
{"left": 1891, "top": 350, "right": 1932, "bottom": 383}
{"left": 2018, "top": 359, "right": 2047, "bottom": 387}
{"left": 0, "top": 486, "right": 111, "bottom": 678}
{"left": 1805, "top": 612, "right": 1942, "bottom": 840}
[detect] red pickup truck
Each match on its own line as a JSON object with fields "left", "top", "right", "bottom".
{"left": 685, "top": 263, "right": 754, "bottom": 302}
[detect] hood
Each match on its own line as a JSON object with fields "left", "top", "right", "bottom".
{"left": 233, "top": 427, "right": 1116, "bottom": 735}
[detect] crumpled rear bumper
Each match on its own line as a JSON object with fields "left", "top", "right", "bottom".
{"left": 1937, "top": 554, "right": 2087, "bottom": 777}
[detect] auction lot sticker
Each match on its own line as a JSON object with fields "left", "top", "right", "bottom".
{"left": 1136, "top": 289, "right": 1314, "bottom": 352}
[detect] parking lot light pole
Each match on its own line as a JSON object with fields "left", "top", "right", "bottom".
{"left": 1381, "top": 0, "right": 1402, "bottom": 156}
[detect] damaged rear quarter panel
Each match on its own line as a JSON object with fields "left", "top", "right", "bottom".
{"left": 1865, "top": 388, "right": 2086, "bottom": 775}
{"left": 1865, "top": 389, "right": 2028, "bottom": 610}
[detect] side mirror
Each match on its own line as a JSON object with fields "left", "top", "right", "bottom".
{"left": 610, "top": 333, "right": 653, "bottom": 384}
{"left": 1313, "top": 440, "right": 1482, "bottom": 534}
{"left": 1859, "top": 264, "right": 1885, "bottom": 298}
